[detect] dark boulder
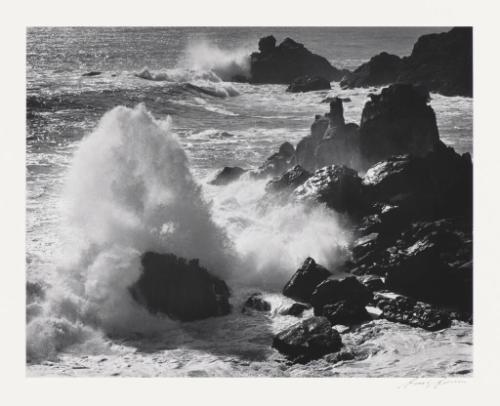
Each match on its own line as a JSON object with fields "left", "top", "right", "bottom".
{"left": 282, "top": 257, "right": 331, "bottom": 303}
{"left": 286, "top": 75, "right": 331, "bottom": 93}
{"left": 250, "top": 36, "right": 347, "bottom": 84}
{"left": 242, "top": 293, "right": 271, "bottom": 313}
{"left": 340, "top": 52, "right": 404, "bottom": 89}
{"left": 266, "top": 165, "right": 311, "bottom": 192}
{"left": 279, "top": 302, "right": 311, "bottom": 317}
{"left": 373, "top": 292, "right": 451, "bottom": 331}
{"left": 310, "top": 276, "right": 372, "bottom": 313}
{"left": 318, "top": 300, "right": 371, "bottom": 326}
{"left": 359, "top": 84, "right": 440, "bottom": 168}
{"left": 130, "top": 252, "right": 231, "bottom": 321}
{"left": 272, "top": 316, "right": 342, "bottom": 363}
{"left": 209, "top": 166, "right": 246, "bottom": 185}
{"left": 294, "top": 165, "right": 366, "bottom": 216}
{"left": 356, "top": 274, "right": 385, "bottom": 292}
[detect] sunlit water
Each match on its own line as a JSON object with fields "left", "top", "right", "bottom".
{"left": 26, "top": 27, "right": 472, "bottom": 377}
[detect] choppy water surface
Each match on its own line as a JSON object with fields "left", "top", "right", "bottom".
{"left": 26, "top": 27, "right": 472, "bottom": 377}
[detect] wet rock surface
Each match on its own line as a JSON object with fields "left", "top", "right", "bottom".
{"left": 242, "top": 293, "right": 271, "bottom": 313}
{"left": 210, "top": 166, "right": 246, "bottom": 185}
{"left": 272, "top": 316, "right": 342, "bottom": 363}
{"left": 282, "top": 257, "right": 332, "bottom": 303}
{"left": 130, "top": 252, "right": 231, "bottom": 321}
{"left": 287, "top": 75, "right": 331, "bottom": 93}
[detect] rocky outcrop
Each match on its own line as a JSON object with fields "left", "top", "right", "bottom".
{"left": 272, "top": 316, "right": 342, "bottom": 363}
{"left": 282, "top": 257, "right": 331, "bottom": 303}
{"left": 249, "top": 36, "right": 347, "bottom": 84}
{"left": 252, "top": 142, "right": 296, "bottom": 178}
{"left": 266, "top": 165, "right": 311, "bottom": 192}
{"left": 210, "top": 166, "right": 246, "bottom": 185}
{"left": 294, "top": 165, "right": 366, "bottom": 216}
{"left": 242, "top": 293, "right": 271, "bottom": 313}
{"left": 373, "top": 292, "right": 452, "bottom": 331}
{"left": 286, "top": 75, "right": 331, "bottom": 93}
{"left": 130, "top": 252, "right": 231, "bottom": 321}
{"left": 359, "top": 84, "right": 440, "bottom": 168}
{"left": 341, "top": 27, "right": 473, "bottom": 97}
{"left": 340, "top": 52, "right": 403, "bottom": 89}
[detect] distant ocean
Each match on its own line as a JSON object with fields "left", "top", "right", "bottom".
{"left": 26, "top": 27, "right": 473, "bottom": 377}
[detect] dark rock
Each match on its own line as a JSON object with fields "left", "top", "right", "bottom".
{"left": 373, "top": 292, "right": 451, "bottom": 331}
{"left": 242, "top": 293, "right": 271, "bottom": 313}
{"left": 321, "top": 96, "right": 351, "bottom": 103}
{"left": 359, "top": 83, "right": 440, "bottom": 168}
{"left": 286, "top": 75, "right": 331, "bottom": 93}
{"left": 209, "top": 166, "right": 246, "bottom": 185}
{"left": 282, "top": 257, "right": 331, "bottom": 303}
{"left": 310, "top": 276, "right": 373, "bottom": 312}
{"left": 341, "top": 27, "right": 472, "bottom": 97}
{"left": 266, "top": 165, "right": 311, "bottom": 192}
{"left": 252, "top": 142, "right": 296, "bottom": 178}
{"left": 279, "top": 302, "right": 311, "bottom": 317}
{"left": 82, "top": 71, "right": 102, "bottom": 77}
{"left": 250, "top": 36, "right": 347, "bottom": 84}
{"left": 272, "top": 316, "right": 342, "bottom": 363}
{"left": 231, "top": 74, "right": 249, "bottom": 83}
{"left": 356, "top": 274, "right": 385, "bottom": 292}
{"left": 398, "top": 27, "right": 473, "bottom": 97}
{"left": 317, "top": 300, "right": 371, "bottom": 326}
{"left": 294, "top": 165, "right": 366, "bottom": 215}
{"left": 340, "top": 52, "right": 404, "bottom": 89}
{"left": 324, "top": 348, "right": 355, "bottom": 363}
{"left": 130, "top": 252, "right": 231, "bottom": 321}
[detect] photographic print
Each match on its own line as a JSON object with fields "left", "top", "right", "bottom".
{"left": 26, "top": 26, "right": 473, "bottom": 377}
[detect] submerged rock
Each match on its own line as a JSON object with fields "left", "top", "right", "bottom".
{"left": 209, "top": 166, "right": 246, "bottom": 185}
{"left": 373, "top": 292, "right": 451, "bottom": 331}
{"left": 130, "top": 252, "right": 231, "bottom": 321}
{"left": 252, "top": 142, "right": 296, "bottom": 178}
{"left": 279, "top": 302, "right": 311, "bottom": 317}
{"left": 283, "top": 257, "right": 331, "bottom": 303}
{"left": 286, "top": 75, "right": 331, "bottom": 93}
{"left": 242, "top": 293, "right": 271, "bottom": 313}
{"left": 272, "top": 316, "right": 342, "bottom": 363}
{"left": 250, "top": 36, "right": 347, "bottom": 84}
{"left": 82, "top": 71, "right": 102, "bottom": 77}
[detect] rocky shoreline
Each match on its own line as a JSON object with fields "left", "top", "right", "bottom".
{"left": 133, "top": 79, "right": 472, "bottom": 364}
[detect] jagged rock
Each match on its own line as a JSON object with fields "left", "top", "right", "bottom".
{"left": 272, "top": 316, "right": 342, "bottom": 363}
{"left": 356, "top": 274, "right": 385, "bottom": 292}
{"left": 266, "top": 165, "right": 311, "bottom": 192}
{"left": 210, "top": 166, "right": 246, "bottom": 185}
{"left": 373, "top": 292, "right": 451, "bottom": 331}
{"left": 279, "top": 302, "right": 311, "bottom": 317}
{"left": 294, "top": 165, "right": 366, "bottom": 215}
{"left": 359, "top": 83, "right": 440, "bottom": 168}
{"left": 252, "top": 142, "right": 296, "bottom": 178}
{"left": 341, "top": 27, "right": 473, "bottom": 97}
{"left": 310, "top": 276, "right": 372, "bottom": 313}
{"left": 287, "top": 75, "right": 331, "bottom": 93}
{"left": 250, "top": 36, "right": 347, "bottom": 84}
{"left": 340, "top": 52, "right": 403, "bottom": 89}
{"left": 242, "top": 293, "right": 271, "bottom": 313}
{"left": 283, "top": 257, "right": 331, "bottom": 303}
{"left": 317, "top": 300, "right": 371, "bottom": 326}
{"left": 130, "top": 252, "right": 231, "bottom": 321}
{"left": 398, "top": 27, "right": 473, "bottom": 97}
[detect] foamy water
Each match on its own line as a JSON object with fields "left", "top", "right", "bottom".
{"left": 26, "top": 27, "right": 472, "bottom": 376}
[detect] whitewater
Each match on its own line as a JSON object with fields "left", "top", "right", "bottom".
{"left": 26, "top": 27, "right": 473, "bottom": 377}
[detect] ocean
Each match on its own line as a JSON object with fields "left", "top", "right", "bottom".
{"left": 26, "top": 26, "right": 473, "bottom": 377}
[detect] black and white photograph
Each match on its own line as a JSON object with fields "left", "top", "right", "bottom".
{"left": 2, "top": 1, "right": 499, "bottom": 399}
{"left": 25, "top": 24, "right": 474, "bottom": 378}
